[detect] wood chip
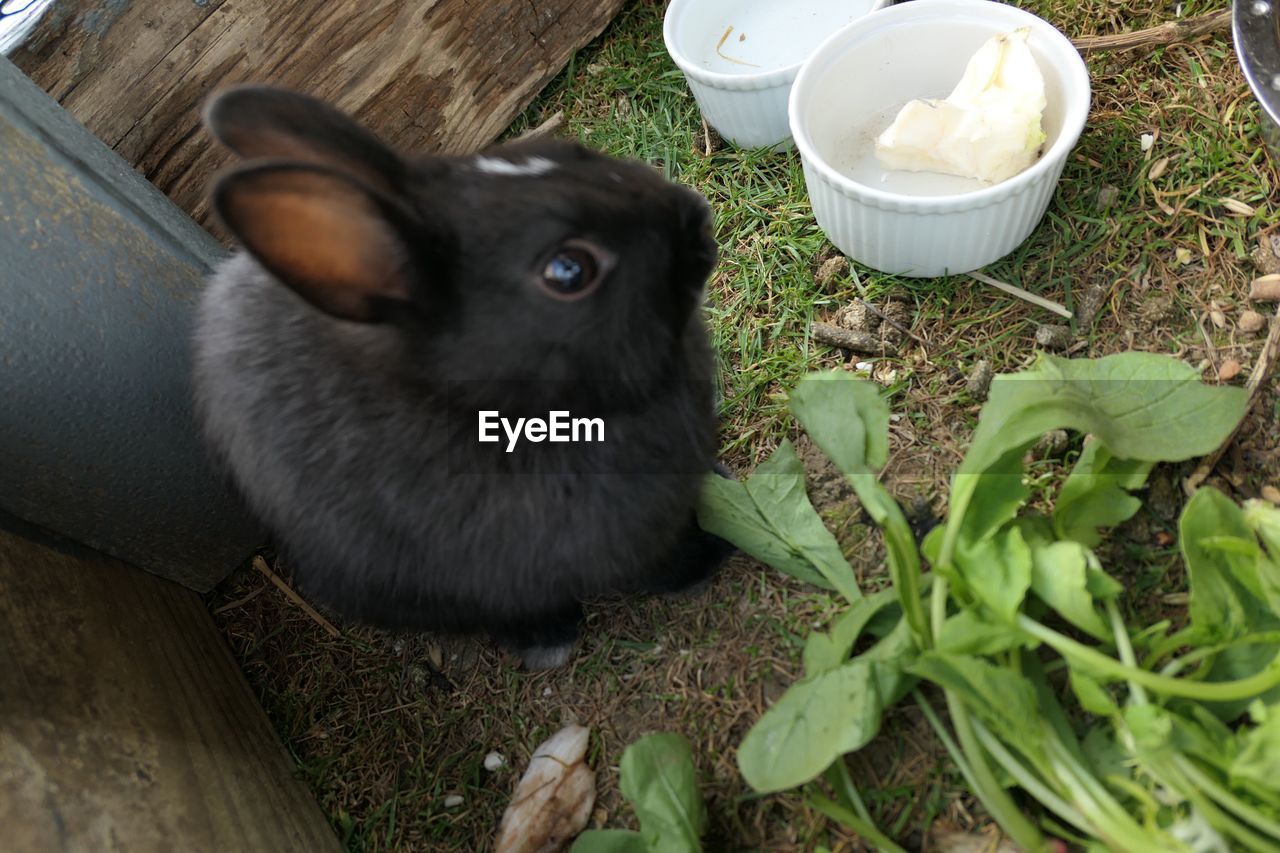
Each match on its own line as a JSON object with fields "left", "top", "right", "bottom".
{"left": 812, "top": 322, "right": 892, "bottom": 355}
{"left": 1250, "top": 274, "right": 1280, "bottom": 302}
{"left": 495, "top": 725, "right": 595, "bottom": 853}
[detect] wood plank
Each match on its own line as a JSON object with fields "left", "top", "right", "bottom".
{"left": 10, "top": 0, "right": 626, "bottom": 227}
{"left": 0, "top": 523, "right": 341, "bottom": 852}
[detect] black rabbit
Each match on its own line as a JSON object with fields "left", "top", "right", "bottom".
{"left": 192, "top": 87, "right": 732, "bottom": 669}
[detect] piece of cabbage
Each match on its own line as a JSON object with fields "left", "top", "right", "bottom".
{"left": 875, "top": 28, "right": 1047, "bottom": 184}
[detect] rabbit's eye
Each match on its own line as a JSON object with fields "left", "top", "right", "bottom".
{"left": 538, "top": 240, "right": 610, "bottom": 300}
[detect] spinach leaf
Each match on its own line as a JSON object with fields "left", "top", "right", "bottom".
{"left": 740, "top": 620, "right": 914, "bottom": 793}
{"left": 789, "top": 373, "right": 929, "bottom": 645}
{"left": 620, "top": 734, "right": 705, "bottom": 852}
{"left": 1054, "top": 440, "right": 1154, "bottom": 547}
{"left": 697, "top": 441, "right": 860, "bottom": 602}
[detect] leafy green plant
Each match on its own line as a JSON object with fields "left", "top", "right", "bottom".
{"left": 573, "top": 733, "right": 706, "bottom": 853}
{"left": 699, "top": 352, "right": 1280, "bottom": 851}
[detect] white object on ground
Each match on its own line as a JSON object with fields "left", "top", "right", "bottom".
{"left": 484, "top": 751, "right": 506, "bottom": 772}
{"left": 876, "top": 28, "right": 1047, "bottom": 183}
{"left": 495, "top": 725, "right": 595, "bottom": 853}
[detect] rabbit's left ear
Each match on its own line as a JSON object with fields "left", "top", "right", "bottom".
{"left": 204, "top": 86, "right": 403, "bottom": 195}
{"left": 213, "top": 161, "right": 417, "bottom": 322}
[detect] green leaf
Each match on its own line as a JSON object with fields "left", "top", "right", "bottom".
{"left": 907, "top": 652, "right": 1045, "bottom": 764}
{"left": 953, "top": 523, "right": 1032, "bottom": 624}
{"left": 1180, "top": 489, "right": 1271, "bottom": 641}
{"left": 965, "top": 352, "right": 1247, "bottom": 474}
{"left": 571, "top": 830, "right": 650, "bottom": 853}
{"left": 696, "top": 442, "right": 860, "bottom": 602}
{"left": 1027, "top": 537, "right": 1109, "bottom": 640}
{"left": 739, "top": 653, "right": 905, "bottom": 793}
{"left": 938, "top": 609, "right": 1027, "bottom": 655}
{"left": 1232, "top": 702, "right": 1280, "bottom": 787}
{"left": 788, "top": 371, "right": 889, "bottom": 471}
{"left": 1070, "top": 669, "right": 1119, "bottom": 716}
{"left": 619, "top": 734, "right": 705, "bottom": 852}
{"left": 802, "top": 586, "right": 900, "bottom": 674}
{"left": 938, "top": 352, "right": 1247, "bottom": 571}
{"left": 1053, "top": 440, "right": 1154, "bottom": 547}
{"left": 789, "top": 373, "right": 930, "bottom": 646}
{"left": 1244, "top": 500, "right": 1280, "bottom": 614}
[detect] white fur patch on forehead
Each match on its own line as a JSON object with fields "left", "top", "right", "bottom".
{"left": 472, "top": 155, "right": 557, "bottom": 177}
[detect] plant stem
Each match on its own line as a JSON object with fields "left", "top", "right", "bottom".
{"left": 1106, "top": 599, "right": 1148, "bottom": 706}
{"left": 947, "top": 693, "right": 1047, "bottom": 852}
{"left": 971, "top": 721, "right": 1087, "bottom": 833}
{"left": 808, "top": 793, "right": 908, "bottom": 853}
{"left": 827, "top": 760, "right": 875, "bottom": 827}
{"left": 1018, "top": 615, "right": 1280, "bottom": 702}
{"left": 912, "top": 688, "right": 980, "bottom": 794}
{"left": 1174, "top": 756, "right": 1280, "bottom": 841}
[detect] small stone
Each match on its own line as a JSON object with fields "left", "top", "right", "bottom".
{"left": 1140, "top": 132, "right": 1155, "bottom": 151}
{"left": 1035, "top": 324, "right": 1073, "bottom": 351}
{"left": 542, "top": 686, "right": 553, "bottom": 697}
{"left": 444, "top": 795, "right": 465, "bottom": 809}
{"left": 966, "top": 360, "right": 994, "bottom": 401}
{"left": 815, "top": 255, "right": 847, "bottom": 289}
{"left": 484, "top": 752, "right": 505, "bottom": 772}
{"left": 1095, "top": 185, "right": 1119, "bottom": 209}
{"left": 1238, "top": 310, "right": 1267, "bottom": 333}
{"left": 1262, "top": 485, "right": 1280, "bottom": 505}
{"left": 1218, "top": 359, "right": 1243, "bottom": 381}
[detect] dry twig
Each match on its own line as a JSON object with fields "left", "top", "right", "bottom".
{"left": 252, "top": 556, "right": 342, "bottom": 638}
{"left": 969, "top": 271, "right": 1072, "bottom": 319}
{"left": 1072, "top": 9, "right": 1230, "bottom": 54}
{"left": 1184, "top": 309, "right": 1280, "bottom": 496}
{"left": 515, "top": 110, "right": 566, "bottom": 141}
{"left": 812, "top": 322, "right": 894, "bottom": 355}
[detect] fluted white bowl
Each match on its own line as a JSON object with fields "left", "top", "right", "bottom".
{"left": 789, "top": 0, "right": 1091, "bottom": 277}
{"left": 664, "top": 0, "right": 890, "bottom": 150}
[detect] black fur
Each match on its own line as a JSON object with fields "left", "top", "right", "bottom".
{"left": 191, "top": 87, "right": 731, "bottom": 666}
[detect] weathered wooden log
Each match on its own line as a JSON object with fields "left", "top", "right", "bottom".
{"left": 11, "top": 0, "right": 625, "bottom": 227}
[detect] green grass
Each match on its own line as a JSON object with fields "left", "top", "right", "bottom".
{"left": 209, "top": 1, "right": 1280, "bottom": 849}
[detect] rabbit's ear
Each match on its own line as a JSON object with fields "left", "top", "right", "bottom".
{"left": 203, "top": 86, "right": 402, "bottom": 193}
{"left": 213, "top": 162, "right": 419, "bottom": 322}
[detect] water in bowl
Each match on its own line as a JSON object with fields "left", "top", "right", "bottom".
{"left": 693, "top": 0, "right": 882, "bottom": 74}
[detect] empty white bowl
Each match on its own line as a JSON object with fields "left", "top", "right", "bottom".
{"left": 789, "top": 0, "right": 1091, "bottom": 277}
{"left": 664, "top": 0, "right": 890, "bottom": 150}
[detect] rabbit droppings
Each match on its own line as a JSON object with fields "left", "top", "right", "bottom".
{"left": 192, "top": 87, "right": 733, "bottom": 670}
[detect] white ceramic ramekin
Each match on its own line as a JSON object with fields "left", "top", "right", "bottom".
{"left": 663, "top": 0, "right": 890, "bottom": 150}
{"left": 789, "top": 0, "right": 1091, "bottom": 277}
